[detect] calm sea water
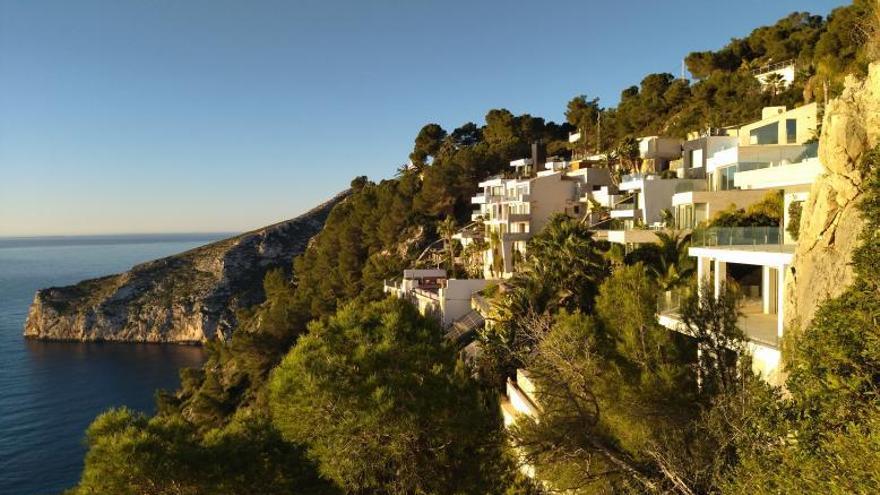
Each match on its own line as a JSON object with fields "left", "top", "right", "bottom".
{"left": 0, "top": 234, "right": 230, "bottom": 495}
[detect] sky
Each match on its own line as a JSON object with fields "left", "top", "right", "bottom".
{"left": 0, "top": 0, "right": 845, "bottom": 236}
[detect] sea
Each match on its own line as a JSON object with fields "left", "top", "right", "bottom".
{"left": 0, "top": 234, "right": 230, "bottom": 495}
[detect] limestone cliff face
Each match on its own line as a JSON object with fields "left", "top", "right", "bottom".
{"left": 24, "top": 191, "right": 349, "bottom": 343}
{"left": 785, "top": 63, "right": 880, "bottom": 331}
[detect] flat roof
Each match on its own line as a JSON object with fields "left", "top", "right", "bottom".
{"left": 689, "top": 245, "right": 794, "bottom": 267}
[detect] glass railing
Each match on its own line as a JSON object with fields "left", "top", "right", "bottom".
{"left": 735, "top": 143, "right": 819, "bottom": 173}
{"left": 692, "top": 226, "right": 785, "bottom": 249}
{"left": 674, "top": 180, "right": 708, "bottom": 193}
{"left": 657, "top": 286, "right": 693, "bottom": 316}
{"left": 621, "top": 172, "right": 652, "bottom": 183}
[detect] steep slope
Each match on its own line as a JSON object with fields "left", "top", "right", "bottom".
{"left": 23, "top": 191, "right": 349, "bottom": 343}
{"left": 785, "top": 63, "right": 880, "bottom": 331}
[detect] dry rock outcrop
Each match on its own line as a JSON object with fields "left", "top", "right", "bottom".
{"left": 785, "top": 63, "right": 880, "bottom": 331}
{"left": 24, "top": 191, "right": 349, "bottom": 343}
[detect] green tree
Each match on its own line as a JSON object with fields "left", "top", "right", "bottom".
{"left": 723, "top": 146, "right": 880, "bottom": 494}
{"left": 438, "top": 215, "right": 457, "bottom": 275}
{"left": 69, "top": 409, "right": 334, "bottom": 495}
{"left": 680, "top": 283, "right": 745, "bottom": 396}
{"left": 649, "top": 231, "right": 695, "bottom": 292}
{"left": 565, "top": 95, "right": 601, "bottom": 153}
{"left": 410, "top": 123, "right": 447, "bottom": 169}
{"left": 269, "top": 298, "right": 509, "bottom": 495}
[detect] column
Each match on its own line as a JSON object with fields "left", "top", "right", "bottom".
{"left": 697, "top": 256, "right": 709, "bottom": 293}
{"left": 777, "top": 266, "right": 786, "bottom": 339}
{"left": 713, "top": 259, "right": 726, "bottom": 299}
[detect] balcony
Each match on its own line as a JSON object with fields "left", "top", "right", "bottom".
{"left": 692, "top": 226, "right": 787, "bottom": 250}
{"left": 735, "top": 156, "right": 823, "bottom": 189}
{"left": 508, "top": 213, "right": 530, "bottom": 222}
{"left": 502, "top": 232, "right": 530, "bottom": 241}
{"left": 673, "top": 180, "right": 708, "bottom": 194}
{"left": 471, "top": 194, "right": 487, "bottom": 204}
{"left": 604, "top": 229, "right": 662, "bottom": 245}
{"left": 657, "top": 288, "right": 779, "bottom": 349}
{"left": 610, "top": 206, "right": 639, "bottom": 219}
{"left": 707, "top": 143, "right": 818, "bottom": 172}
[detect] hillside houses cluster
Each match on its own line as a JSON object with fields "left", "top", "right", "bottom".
{"left": 383, "top": 101, "right": 821, "bottom": 474}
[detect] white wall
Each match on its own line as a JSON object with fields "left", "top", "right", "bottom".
{"left": 439, "top": 279, "right": 490, "bottom": 327}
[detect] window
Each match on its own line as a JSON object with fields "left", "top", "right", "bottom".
{"left": 690, "top": 148, "right": 703, "bottom": 168}
{"left": 718, "top": 166, "right": 737, "bottom": 191}
{"left": 786, "top": 119, "right": 797, "bottom": 144}
{"left": 750, "top": 122, "right": 779, "bottom": 145}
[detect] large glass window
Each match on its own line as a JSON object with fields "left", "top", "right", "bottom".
{"left": 749, "top": 122, "right": 779, "bottom": 145}
{"left": 718, "top": 166, "right": 737, "bottom": 191}
{"left": 786, "top": 119, "right": 797, "bottom": 144}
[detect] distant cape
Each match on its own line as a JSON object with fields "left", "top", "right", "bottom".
{"left": 24, "top": 191, "right": 349, "bottom": 343}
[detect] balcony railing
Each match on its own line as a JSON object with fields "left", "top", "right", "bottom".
{"left": 657, "top": 288, "right": 779, "bottom": 348}
{"left": 692, "top": 226, "right": 785, "bottom": 249}
{"left": 750, "top": 59, "right": 795, "bottom": 76}
{"left": 621, "top": 172, "right": 654, "bottom": 183}
{"left": 674, "top": 180, "right": 708, "bottom": 194}
{"left": 736, "top": 143, "right": 819, "bottom": 173}
{"left": 657, "top": 286, "right": 692, "bottom": 317}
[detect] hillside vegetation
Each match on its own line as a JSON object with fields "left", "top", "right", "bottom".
{"left": 68, "top": 3, "right": 880, "bottom": 494}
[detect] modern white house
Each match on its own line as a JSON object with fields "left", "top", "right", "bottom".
{"left": 751, "top": 60, "right": 797, "bottom": 89}
{"left": 677, "top": 133, "right": 738, "bottom": 180}
{"left": 471, "top": 160, "right": 613, "bottom": 278}
{"left": 658, "top": 122, "right": 824, "bottom": 385}
{"left": 612, "top": 173, "right": 703, "bottom": 229}
{"left": 671, "top": 104, "right": 820, "bottom": 229}
{"left": 383, "top": 269, "right": 489, "bottom": 329}
{"left": 638, "top": 135, "right": 683, "bottom": 173}
{"left": 657, "top": 228, "right": 793, "bottom": 386}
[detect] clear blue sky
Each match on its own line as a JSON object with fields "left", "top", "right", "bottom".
{"left": 0, "top": 0, "right": 844, "bottom": 236}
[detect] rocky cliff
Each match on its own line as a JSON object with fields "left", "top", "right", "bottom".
{"left": 24, "top": 191, "right": 349, "bottom": 343}
{"left": 785, "top": 63, "right": 880, "bottom": 331}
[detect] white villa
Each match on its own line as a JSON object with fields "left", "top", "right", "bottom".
{"left": 671, "top": 104, "right": 820, "bottom": 229}
{"left": 470, "top": 154, "right": 614, "bottom": 278}
{"left": 658, "top": 123, "right": 823, "bottom": 385}
{"left": 383, "top": 269, "right": 488, "bottom": 330}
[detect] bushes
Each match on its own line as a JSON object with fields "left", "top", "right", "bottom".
{"left": 710, "top": 190, "right": 784, "bottom": 227}
{"left": 269, "top": 298, "right": 510, "bottom": 495}
{"left": 786, "top": 200, "right": 803, "bottom": 240}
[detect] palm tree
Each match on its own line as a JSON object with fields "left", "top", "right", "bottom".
{"left": 650, "top": 231, "right": 695, "bottom": 292}
{"left": 614, "top": 136, "right": 641, "bottom": 175}
{"left": 505, "top": 215, "right": 609, "bottom": 314}
{"left": 437, "top": 215, "right": 457, "bottom": 275}
{"left": 763, "top": 73, "right": 786, "bottom": 97}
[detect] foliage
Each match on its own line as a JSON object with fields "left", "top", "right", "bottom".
{"left": 680, "top": 283, "right": 746, "bottom": 397}
{"left": 269, "top": 298, "right": 509, "bottom": 495}
{"left": 69, "top": 409, "right": 334, "bottom": 495}
{"left": 722, "top": 146, "right": 880, "bottom": 493}
{"left": 480, "top": 216, "right": 609, "bottom": 383}
{"left": 510, "top": 268, "right": 697, "bottom": 493}
{"left": 709, "top": 190, "right": 783, "bottom": 227}
{"left": 647, "top": 231, "right": 695, "bottom": 291}
{"left": 786, "top": 200, "right": 803, "bottom": 240}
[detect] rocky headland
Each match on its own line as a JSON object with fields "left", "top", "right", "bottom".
{"left": 23, "top": 191, "right": 348, "bottom": 343}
